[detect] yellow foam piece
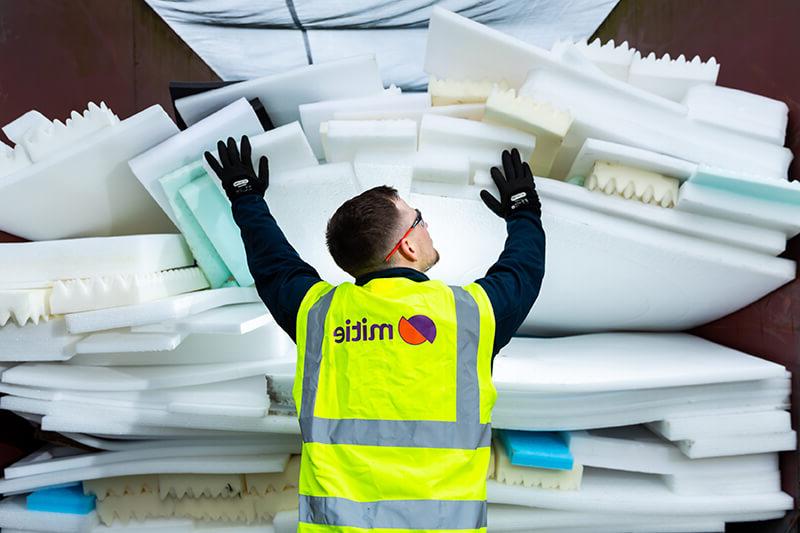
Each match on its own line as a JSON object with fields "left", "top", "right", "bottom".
{"left": 245, "top": 454, "right": 300, "bottom": 495}
{"left": 493, "top": 438, "right": 583, "bottom": 490}
{"left": 428, "top": 76, "right": 510, "bottom": 106}
{"left": 483, "top": 88, "right": 573, "bottom": 176}
{"left": 97, "top": 492, "right": 174, "bottom": 526}
{"left": 586, "top": 161, "right": 680, "bottom": 208}
{"left": 83, "top": 475, "right": 158, "bottom": 501}
{"left": 158, "top": 474, "right": 244, "bottom": 500}
{"left": 174, "top": 494, "right": 256, "bottom": 524}
{"left": 247, "top": 487, "right": 300, "bottom": 521}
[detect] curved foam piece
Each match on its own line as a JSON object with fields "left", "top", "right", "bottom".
{"left": 50, "top": 268, "right": 209, "bottom": 315}
{"left": 65, "top": 287, "right": 259, "bottom": 334}
{"left": 0, "top": 288, "right": 50, "bottom": 327}
{"left": 322, "top": 119, "right": 418, "bottom": 163}
{"left": 0, "top": 496, "right": 99, "bottom": 533}
{"left": 128, "top": 98, "right": 264, "bottom": 226}
{"left": 675, "top": 431, "right": 797, "bottom": 459}
{"left": 62, "top": 434, "right": 292, "bottom": 453}
{"left": 487, "top": 468, "right": 793, "bottom": 516}
{"left": 0, "top": 454, "right": 289, "bottom": 496}
{"left": 2, "top": 109, "right": 50, "bottom": 144}
{"left": 1, "top": 360, "right": 273, "bottom": 391}
{"left": 537, "top": 177, "right": 785, "bottom": 256}
{"left": 551, "top": 38, "right": 636, "bottom": 81}
{"left": 0, "top": 318, "right": 83, "bottom": 362}
{"left": 627, "top": 51, "right": 719, "bottom": 102}
{"left": 41, "top": 416, "right": 273, "bottom": 439}
{"left": 684, "top": 84, "right": 789, "bottom": 145}
{"left": 175, "top": 55, "right": 384, "bottom": 128}
{"left": 569, "top": 426, "right": 779, "bottom": 476}
{"left": 411, "top": 192, "right": 795, "bottom": 334}
{"left": 131, "top": 303, "right": 270, "bottom": 336}
{"left": 0, "top": 105, "right": 178, "bottom": 240}
{"left": 0, "top": 234, "right": 193, "bottom": 287}
{"left": 567, "top": 137, "right": 696, "bottom": 181}
{"left": 76, "top": 331, "right": 186, "bottom": 354}
{"left": 648, "top": 410, "right": 792, "bottom": 440}
{"left": 521, "top": 67, "right": 792, "bottom": 181}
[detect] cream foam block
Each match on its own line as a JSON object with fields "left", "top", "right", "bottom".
{"left": 0, "top": 105, "right": 178, "bottom": 240}
{"left": 627, "top": 51, "right": 719, "bottom": 102}
{"left": 551, "top": 38, "right": 636, "bottom": 81}
{"left": 684, "top": 84, "right": 789, "bottom": 145}
{"left": 322, "top": 120, "right": 418, "bottom": 164}
{"left": 128, "top": 98, "right": 264, "bottom": 226}
{"left": 0, "top": 234, "right": 193, "bottom": 288}
{"left": 175, "top": 55, "right": 384, "bottom": 127}
{"left": 585, "top": 161, "right": 680, "bottom": 208}
{"left": 537, "top": 177, "right": 785, "bottom": 256}
{"left": 65, "top": 287, "right": 260, "bottom": 334}
{"left": 648, "top": 410, "right": 792, "bottom": 440}
{"left": 0, "top": 318, "right": 84, "bottom": 362}
{"left": 428, "top": 77, "right": 510, "bottom": 105}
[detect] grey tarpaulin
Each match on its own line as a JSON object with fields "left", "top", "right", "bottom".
{"left": 146, "top": 0, "right": 619, "bottom": 90}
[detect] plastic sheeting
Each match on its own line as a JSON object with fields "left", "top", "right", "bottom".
{"left": 146, "top": 0, "right": 620, "bottom": 90}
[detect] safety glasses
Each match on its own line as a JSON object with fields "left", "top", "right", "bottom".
{"left": 384, "top": 208, "right": 424, "bottom": 262}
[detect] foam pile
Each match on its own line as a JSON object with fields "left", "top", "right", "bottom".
{"left": 0, "top": 6, "right": 797, "bottom": 532}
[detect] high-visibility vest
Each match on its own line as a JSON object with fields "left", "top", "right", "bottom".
{"left": 293, "top": 276, "right": 498, "bottom": 532}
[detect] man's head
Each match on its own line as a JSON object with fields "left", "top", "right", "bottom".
{"left": 326, "top": 186, "right": 439, "bottom": 278}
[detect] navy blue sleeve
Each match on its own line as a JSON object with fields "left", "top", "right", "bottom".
{"left": 475, "top": 211, "right": 546, "bottom": 363}
{"left": 230, "top": 194, "right": 322, "bottom": 342}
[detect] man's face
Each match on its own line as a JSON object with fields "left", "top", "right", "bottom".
{"left": 393, "top": 197, "right": 439, "bottom": 272}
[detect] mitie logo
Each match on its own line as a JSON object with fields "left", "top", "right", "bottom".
{"left": 332, "top": 315, "right": 437, "bottom": 345}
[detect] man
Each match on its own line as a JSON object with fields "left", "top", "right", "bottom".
{"left": 205, "top": 136, "right": 545, "bottom": 532}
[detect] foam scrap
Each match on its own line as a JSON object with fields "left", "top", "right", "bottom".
{"left": 628, "top": 51, "right": 720, "bottom": 101}
{"left": 493, "top": 439, "right": 583, "bottom": 490}
{"left": 245, "top": 455, "right": 300, "bottom": 495}
{"left": 0, "top": 289, "right": 51, "bottom": 326}
{"left": 247, "top": 487, "right": 299, "bottom": 521}
{"left": 174, "top": 494, "right": 256, "bottom": 524}
{"left": 96, "top": 492, "right": 174, "bottom": 525}
{"left": 0, "top": 142, "right": 32, "bottom": 179}
{"left": 586, "top": 161, "right": 680, "bottom": 208}
{"left": 428, "top": 76, "right": 510, "bottom": 106}
{"left": 552, "top": 38, "right": 636, "bottom": 81}
{"left": 159, "top": 474, "right": 244, "bottom": 500}
{"left": 83, "top": 475, "right": 158, "bottom": 501}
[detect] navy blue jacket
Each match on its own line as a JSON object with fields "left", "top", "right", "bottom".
{"left": 231, "top": 194, "right": 546, "bottom": 369}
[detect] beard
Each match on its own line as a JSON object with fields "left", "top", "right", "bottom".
{"left": 423, "top": 248, "right": 440, "bottom": 272}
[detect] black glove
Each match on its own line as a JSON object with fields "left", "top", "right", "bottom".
{"left": 204, "top": 135, "right": 269, "bottom": 203}
{"left": 480, "top": 148, "right": 541, "bottom": 219}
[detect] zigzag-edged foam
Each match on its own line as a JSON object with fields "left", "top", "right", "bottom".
{"left": 245, "top": 454, "right": 300, "bottom": 495}
{"left": 84, "top": 474, "right": 158, "bottom": 501}
{"left": 159, "top": 474, "right": 244, "bottom": 500}
{"left": 246, "top": 488, "right": 300, "bottom": 521}
{"left": 0, "top": 289, "right": 51, "bottom": 327}
{"left": 96, "top": 491, "right": 174, "bottom": 526}
{"left": 585, "top": 161, "right": 680, "bottom": 208}
{"left": 551, "top": 38, "right": 636, "bottom": 81}
{"left": 428, "top": 76, "right": 510, "bottom": 106}
{"left": 174, "top": 493, "right": 257, "bottom": 524}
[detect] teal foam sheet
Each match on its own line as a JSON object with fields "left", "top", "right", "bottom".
{"left": 690, "top": 166, "right": 800, "bottom": 205}
{"left": 178, "top": 175, "right": 255, "bottom": 287}
{"left": 497, "top": 429, "right": 573, "bottom": 470}
{"left": 27, "top": 482, "right": 95, "bottom": 515}
{"left": 159, "top": 161, "right": 234, "bottom": 288}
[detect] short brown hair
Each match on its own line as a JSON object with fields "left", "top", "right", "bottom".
{"left": 326, "top": 186, "right": 403, "bottom": 277}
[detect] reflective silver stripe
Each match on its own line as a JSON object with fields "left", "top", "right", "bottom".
{"left": 299, "top": 495, "right": 487, "bottom": 529}
{"left": 299, "top": 285, "right": 487, "bottom": 449}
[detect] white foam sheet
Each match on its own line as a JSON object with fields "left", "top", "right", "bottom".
{"left": 492, "top": 333, "right": 787, "bottom": 393}
{"left": 92, "top": 518, "right": 197, "bottom": 532}
{"left": 521, "top": 67, "right": 793, "bottom": 180}
{"left": 175, "top": 55, "right": 384, "bottom": 127}
{"left": 677, "top": 431, "right": 798, "bottom": 459}
{"left": 0, "top": 106, "right": 178, "bottom": 240}
{"left": 412, "top": 191, "right": 795, "bottom": 334}
{"left": 2, "top": 110, "right": 50, "bottom": 144}
{"left": 684, "top": 84, "right": 789, "bottom": 145}
{"left": 128, "top": 98, "right": 264, "bottom": 225}
{"left": 537, "top": 177, "right": 786, "bottom": 256}
{"left": 353, "top": 157, "right": 413, "bottom": 198}
{"left": 487, "top": 468, "right": 794, "bottom": 516}
{"left": 42, "top": 416, "right": 277, "bottom": 439}
{"left": 267, "top": 163, "right": 359, "bottom": 285}
{"left": 323, "top": 119, "right": 418, "bottom": 164}
{"left": 68, "top": 326, "right": 293, "bottom": 367}
{"left": 678, "top": 181, "right": 800, "bottom": 237}
{"left": 423, "top": 103, "right": 486, "bottom": 121}
{"left": 0, "top": 453, "right": 289, "bottom": 496}
{"left": 665, "top": 469, "right": 782, "bottom": 497}
{"left": 626, "top": 52, "right": 719, "bottom": 103}
{"left": 130, "top": 303, "right": 271, "bottom": 336}
{"left": 569, "top": 426, "right": 779, "bottom": 477}
{"left": 0, "top": 496, "right": 99, "bottom": 533}
{"left": 65, "top": 288, "right": 260, "bottom": 335}
{"left": 62, "top": 433, "right": 294, "bottom": 452}
{"left": 567, "top": 138, "right": 696, "bottom": 181}
{"left": 76, "top": 331, "right": 187, "bottom": 354}
{"left": 1, "top": 359, "right": 276, "bottom": 391}
{"left": 0, "top": 235, "right": 193, "bottom": 287}
{"left": 648, "top": 410, "right": 792, "bottom": 440}
{"left": 0, "top": 318, "right": 84, "bottom": 362}
{"left": 551, "top": 39, "right": 636, "bottom": 82}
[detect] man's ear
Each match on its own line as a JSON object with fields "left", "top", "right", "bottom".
{"left": 397, "top": 238, "right": 418, "bottom": 262}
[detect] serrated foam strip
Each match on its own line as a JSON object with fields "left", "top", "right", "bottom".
{"left": 429, "top": 76, "right": 510, "bottom": 106}
{"left": 50, "top": 267, "right": 210, "bottom": 315}
{"left": 174, "top": 494, "right": 257, "bottom": 524}
{"left": 246, "top": 488, "right": 300, "bottom": 521}
{"left": 159, "top": 473, "right": 244, "bottom": 500}
{"left": 630, "top": 51, "right": 719, "bottom": 77}
{"left": 84, "top": 474, "right": 158, "bottom": 501}
{"left": 555, "top": 37, "right": 636, "bottom": 62}
{"left": 96, "top": 492, "right": 174, "bottom": 526}
{"left": 0, "top": 289, "right": 51, "bottom": 327}
{"left": 585, "top": 161, "right": 680, "bottom": 208}
{"left": 244, "top": 455, "right": 300, "bottom": 495}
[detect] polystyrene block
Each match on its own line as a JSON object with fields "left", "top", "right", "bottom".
{"left": 497, "top": 430, "right": 573, "bottom": 470}
{"left": 1, "top": 360, "right": 273, "bottom": 391}
{"left": 322, "top": 119, "right": 418, "bottom": 164}
{"left": 536, "top": 177, "right": 786, "bottom": 256}
{"left": 175, "top": 55, "right": 384, "bottom": 128}
{"left": 684, "top": 84, "right": 789, "bottom": 145}
{"left": 428, "top": 77, "right": 510, "bottom": 105}
{"left": 520, "top": 66, "right": 792, "bottom": 180}
{"left": 131, "top": 303, "right": 270, "bottom": 336}
{"left": 0, "top": 453, "right": 289, "bottom": 496}
{"left": 0, "top": 105, "right": 178, "bottom": 240}
{"left": 129, "top": 98, "right": 263, "bottom": 226}
{"left": 627, "top": 51, "right": 719, "bottom": 102}
{"left": 551, "top": 38, "right": 636, "bottom": 81}
{"left": 676, "top": 431, "right": 797, "bottom": 459}
{"left": 27, "top": 483, "right": 95, "bottom": 514}
{"left": 0, "top": 318, "right": 84, "bottom": 362}
{"left": 2, "top": 109, "right": 50, "bottom": 145}
{"left": 352, "top": 157, "right": 413, "bottom": 198}
{"left": 0, "top": 496, "right": 98, "bottom": 532}
{"left": 411, "top": 192, "right": 795, "bottom": 334}
{"left": 487, "top": 468, "right": 793, "bottom": 516}
{"left": 567, "top": 137, "right": 696, "bottom": 182}
{"left": 0, "top": 288, "right": 50, "bottom": 327}
{"left": 648, "top": 410, "right": 792, "bottom": 441}
{"left": 65, "top": 287, "right": 259, "bottom": 334}
{"left": 0, "top": 234, "right": 193, "bottom": 288}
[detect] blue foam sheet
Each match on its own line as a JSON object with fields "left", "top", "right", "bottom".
{"left": 497, "top": 429, "right": 573, "bottom": 470}
{"left": 27, "top": 482, "right": 95, "bottom": 515}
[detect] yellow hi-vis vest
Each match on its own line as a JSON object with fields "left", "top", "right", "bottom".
{"left": 293, "top": 277, "right": 498, "bottom": 532}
